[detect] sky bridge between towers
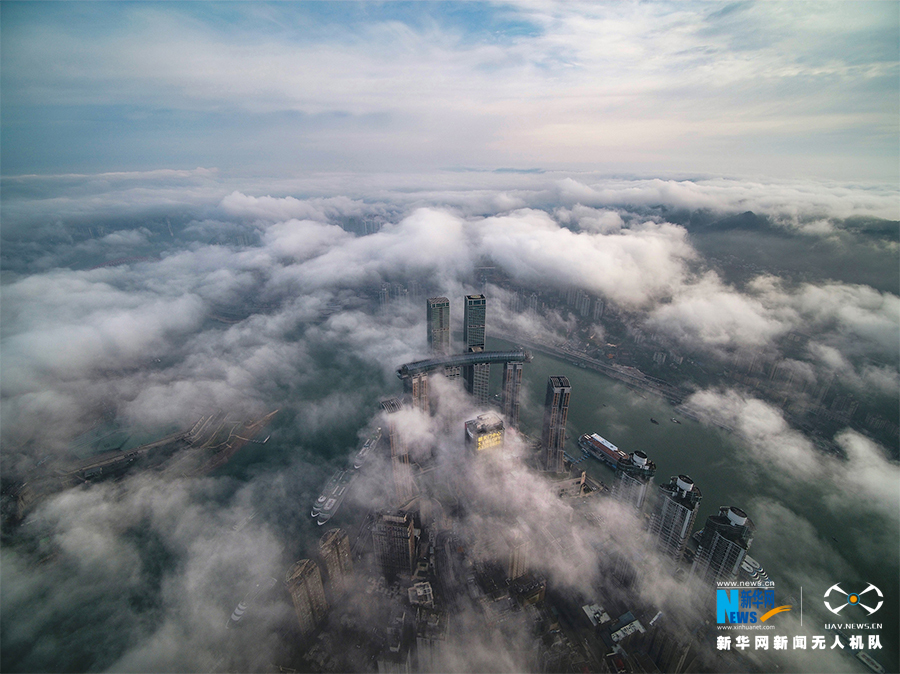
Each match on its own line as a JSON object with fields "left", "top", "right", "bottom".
{"left": 396, "top": 349, "right": 532, "bottom": 378}
{"left": 396, "top": 349, "right": 532, "bottom": 427}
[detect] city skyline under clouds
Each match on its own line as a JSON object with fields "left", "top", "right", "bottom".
{"left": 2, "top": 1, "right": 898, "bottom": 181}
{"left": 1, "top": 3, "right": 898, "bottom": 673}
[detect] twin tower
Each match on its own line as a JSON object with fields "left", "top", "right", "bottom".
{"left": 427, "top": 294, "right": 488, "bottom": 399}
{"left": 394, "top": 295, "right": 530, "bottom": 427}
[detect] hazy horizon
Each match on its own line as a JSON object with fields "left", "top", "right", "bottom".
{"left": 1, "top": 2, "right": 897, "bottom": 673}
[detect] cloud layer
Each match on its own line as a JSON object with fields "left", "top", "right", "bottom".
{"left": 1, "top": 169, "right": 897, "bottom": 671}
{"left": 2, "top": 2, "right": 897, "bottom": 178}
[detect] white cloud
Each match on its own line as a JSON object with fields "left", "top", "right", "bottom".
{"left": 4, "top": 3, "right": 897, "bottom": 178}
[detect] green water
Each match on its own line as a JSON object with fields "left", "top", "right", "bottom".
{"left": 493, "top": 337, "right": 899, "bottom": 672}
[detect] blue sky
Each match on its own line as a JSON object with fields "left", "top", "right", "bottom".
{"left": 2, "top": 1, "right": 898, "bottom": 180}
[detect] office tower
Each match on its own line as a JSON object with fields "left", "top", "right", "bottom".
{"left": 463, "top": 294, "right": 486, "bottom": 350}
{"left": 506, "top": 531, "right": 529, "bottom": 580}
{"left": 648, "top": 475, "right": 702, "bottom": 563}
{"left": 691, "top": 506, "right": 755, "bottom": 582}
{"left": 464, "top": 413, "right": 505, "bottom": 453}
{"left": 541, "top": 375, "right": 571, "bottom": 472}
{"left": 381, "top": 398, "right": 415, "bottom": 505}
{"left": 612, "top": 451, "right": 657, "bottom": 510}
{"left": 379, "top": 284, "right": 391, "bottom": 314}
{"left": 501, "top": 361, "right": 523, "bottom": 429}
{"left": 319, "top": 528, "right": 353, "bottom": 596}
{"left": 463, "top": 294, "right": 490, "bottom": 405}
{"left": 286, "top": 559, "right": 328, "bottom": 637}
{"left": 372, "top": 511, "right": 416, "bottom": 578}
{"left": 426, "top": 297, "right": 451, "bottom": 356}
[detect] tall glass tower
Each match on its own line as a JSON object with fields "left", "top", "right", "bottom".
{"left": 463, "top": 294, "right": 489, "bottom": 405}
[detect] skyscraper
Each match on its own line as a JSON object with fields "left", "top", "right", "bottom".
{"left": 612, "top": 451, "right": 657, "bottom": 510}
{"left": 501, "top": 361, "right": 523, "bottom": 429}
{"left": 426, "top": 297, "right": 451, "bottom": 356}
{"left": 463, "top": 294, "right": 490, "bottom": 405}
{"left": 381, "top": 398, "right": 415, "bottom": 505}
{"left": 286, "top": 559, "right": 328, "bottom": 637}
{"left": 463, "top": 294, "right": 485, "bottom": 350}
{"left": 372, "top": 511, "right": 417, "bottom": 579}
{"left": 541, "top": 375, "right": 571, "bottom": 473}
{"left": 691, "top": 506, "right": 755, "bottom": 582}
{"left": 648, "top": 475, "right": 702, "bottom": 563}
{"left": 407, "top": 372, "right": 429, "bottom": 414}
{"left": 318, "top": 528, "right": 353, "bottom": 596}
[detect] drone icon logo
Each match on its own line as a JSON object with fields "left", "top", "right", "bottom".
{"left": 823, "top": 583, "right": 883, "bottom": 616}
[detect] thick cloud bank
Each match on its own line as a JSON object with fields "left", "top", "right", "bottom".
{"left": 1, "top": 170, "right": 897, "bottom": 671}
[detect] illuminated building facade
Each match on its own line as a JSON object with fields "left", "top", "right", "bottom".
{"left": 465, "top": 413, "right": 505, "bottom": 452}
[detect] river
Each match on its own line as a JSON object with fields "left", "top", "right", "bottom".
{"left": 493, "top": 336, "right": 898, "bottom": 673}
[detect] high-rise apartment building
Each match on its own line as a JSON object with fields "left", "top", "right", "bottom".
{"left": 463, "top": 294, "right": 490, "bottom": 405}
{"left": 541, "top": 376, "right": 571, "bottom": 473}
{"left": 372, "top": 511, "right": 417, "bottom": 579}
{"left": 501, "top": 361, "right": 523, "bottom": 429}
{"left": 407, "top": 372, "right": 429, "bottom": 414}
{"left": 463, "top": 294, "right": 486, "bottom": 350}
{"left": 286, "top": 559, "right": 328, "bottom": 637}
{"left": 691, "top": 506, "right": 755, "bottom": 582}
{"left": 426, "top": 297, "right": 451, "bottom": 356}
{"left": 612, "top": 451, "right": 657, "bottom": 510}
{"left": 379, "top": 284, "right": 391, "bottom": 314}
{"left": 318, "top": 528, "right": 353, "bottom": 596}
{"left": 648, "top": 475, "right": 702, "bottom": 563}
{"left": 381, "top": 398, "right": 415, "bottom": 505}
